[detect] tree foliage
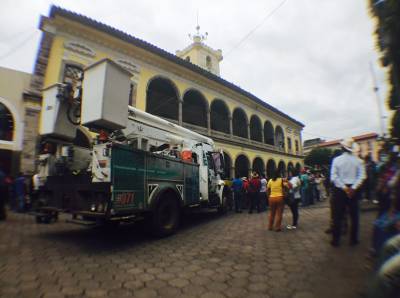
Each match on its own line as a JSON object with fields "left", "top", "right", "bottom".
{"left": 304, "top": 148, "right": 333, "bottom": 167}
{"left": 369, "top": 0, "right": 400, "bottom": 139}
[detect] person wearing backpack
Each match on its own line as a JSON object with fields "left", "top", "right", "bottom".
{"left": 248, "top": 172, "right": 261, "bottom": 214}
{"left": 267, "top": 170, "right": 289, "bottom": 231}
{"left": 287, "top": 170, "right": 301, "bottom": 230}
{"left": 300, "top": 169, "right": 310, "bottom": 206}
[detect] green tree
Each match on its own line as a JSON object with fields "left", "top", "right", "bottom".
{"left": 369, "top": 0, "right": 400, "bottom": 140}
{"left": 304, "top": 148, "right": 333, "bottom": 167}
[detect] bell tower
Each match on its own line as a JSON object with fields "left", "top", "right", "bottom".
{"left": 176, "top": 25, "right": 223, "bottom": 76}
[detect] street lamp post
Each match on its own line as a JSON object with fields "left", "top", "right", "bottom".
{"left": 369, "top": 62, "right": 386, "bottom": 137}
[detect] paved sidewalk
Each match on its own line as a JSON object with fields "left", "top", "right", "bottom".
{"left": 0, "top": 201, "right": 375, "bottom": 298}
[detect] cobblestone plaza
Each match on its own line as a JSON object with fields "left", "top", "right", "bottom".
{"left": 0, "top": 202, "right": 375, "bottom": 298}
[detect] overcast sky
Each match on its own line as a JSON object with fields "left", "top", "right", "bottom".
{"left": 0, "top": 0, "right": 389, "bottom": 142}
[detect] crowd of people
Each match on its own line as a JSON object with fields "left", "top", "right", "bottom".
{"left": 0, "top": 167, "right": 38, "bottom": 220}
{"left": 329, "top": 138, "right": 400, "bottom": 298}
{"left": 228, "top": 138, "right": 400, "bottom": 297}
{"left": 365, "top": 144, "right": 400, "bottom": 298}
{"left": 1, "top": 138, "right": 399, "bottom": 296}
{"left": 229, "top": 166, "right": 329, "bottom": 232}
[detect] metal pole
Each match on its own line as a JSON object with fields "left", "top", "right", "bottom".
{"left": 369, "top": 62, "right": 385, "bottom": 137}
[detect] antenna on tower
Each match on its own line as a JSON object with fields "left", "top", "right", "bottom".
{"left": 189, "top": 11, "right": 208, "bottom": 42}
{"left": 197, "top": 10, "right": 199, "bottom": 31}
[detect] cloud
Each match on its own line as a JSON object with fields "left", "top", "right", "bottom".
{"left": 0, "top": 0, "right": 388, "bottom": 142}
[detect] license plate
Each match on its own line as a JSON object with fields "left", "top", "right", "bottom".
{"left": 115, "top": 192, "right": 135, "bottom": 205}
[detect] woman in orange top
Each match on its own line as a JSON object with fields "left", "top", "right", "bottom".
{"left": 267, "top": 170, "right": 289, "bottom": 231}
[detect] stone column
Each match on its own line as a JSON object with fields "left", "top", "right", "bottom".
{"left": 229, "top": 116, "right": 233, "bottom": 137}
{"left": 20, "top": 100, "right": 41, "bottom": 175}
{"left": 207, "top": 108, "right": 211, "bottom": 135}
{"left": 230, "top": 166, "right": 235, "bottom": 179}
{"left": 21, "top": 31, "right": 54, "bottom": 175}
{"left": 261, "top": 130, "right": 265, "bottom": 144}
{"left": 299, "top": 132, "right": 303, "bottom": 155}
{"left": 247, "top": 124, "right": 251, "bottom": 140}
{"left": 178, "top": 99, "right": 183, "bottom": 126}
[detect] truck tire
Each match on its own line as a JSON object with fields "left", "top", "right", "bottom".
{"left": 152, "top": 194, "right": 180, "bottom": 237}
{"left": 42, "top": 216, "right": 51, "bottom": 224}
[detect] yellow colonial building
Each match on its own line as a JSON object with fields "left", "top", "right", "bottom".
{"left": 0, "top": 67, "right": 34, "bottom": 175}
{"left": 22, "top": 6, "right": 304, "bottom": 178}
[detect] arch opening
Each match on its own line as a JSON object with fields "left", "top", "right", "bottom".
{"left": 275, "top": 125, "right": 285, "bottom": 150}
{"left": 222, "top": 151, "right": 232, "bottom": 179}
{"left": 287, "top": 162, "right": 294, "bottom": 175}
{"left": 252, "top": 157, "right": 265, "bottom": 176}
{"left": 232, "top": 108, "right": 248, "bottom": 138}
{"left": 146, "top": 77, "right": 179, "bottom": 121}
{"left": 182, "top": 90, "right": 207, "bottom": 127}
{"left": 266, "top": 159, "right": 276, "bottom": 179}
{"left": 264, "top": 121, "right": 274, "bottom": 145}
{"left": 235, "top": 155, "right": 250, "bottom": 178}
{"left": 295, "top": 163, "right": 302, "bottom": 173}
{"left": 250, "top": 115, "right": 262, "bottom": 142}
{"left": 210, "top": 100, "right": 230, "bottom": 134}
{"left": 0, "top": 102, "right": 14, "bottom": 141}
{"left": 278, "top": 160, "right": 286, "bottom": 177}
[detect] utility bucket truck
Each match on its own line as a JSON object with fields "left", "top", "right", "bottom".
{"left": 35, "top": 59, "right": 229, "bottom": 236}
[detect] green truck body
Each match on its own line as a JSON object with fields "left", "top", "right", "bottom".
{"left": 111, "top": 144, "right": 199, "bottom": 214}
{"left": 37, "top": 144, "right": 209, "bottom": 236}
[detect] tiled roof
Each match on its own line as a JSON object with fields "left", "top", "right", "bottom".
{"left": 318, "top": 132, "right": 379, "bottom": 148}
{"left": 318, "top": 140, "right": 341, "bottom": 147}
{"left": 353, "top": 132, "right": 378, "bottom": 141}
{"left": 46, "top": 5, "right": 304, "bottom": 128}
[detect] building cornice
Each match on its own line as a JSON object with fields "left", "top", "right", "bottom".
{"left": 43, "top": 5, "right": 305, "bottom": 128}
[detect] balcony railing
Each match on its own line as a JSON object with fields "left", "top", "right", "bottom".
{"left": 169, "top": 121, "right": 303, "bottom": 157}
{"left": 182, "top": 122, "right": 208, "bottom": 135}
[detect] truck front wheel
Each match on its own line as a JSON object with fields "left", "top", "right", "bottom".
{"left": 152, "top": 194, "right": 180, "bottom": 237}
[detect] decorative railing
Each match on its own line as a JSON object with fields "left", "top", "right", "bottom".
{"left": 161, "top": 118, "right": 303, "bottom": 157}
{"left": 182, "top": 122, "right": 208, "bottom": 135}
{"left": 210, "top": 130, "right": 231, "bottom": 140}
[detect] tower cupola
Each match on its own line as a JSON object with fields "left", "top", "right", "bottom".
{"left": 176, "top": 25, "right": 223, "bottom": 76}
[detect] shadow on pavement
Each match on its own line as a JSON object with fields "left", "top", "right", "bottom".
{"left": 36, "top": 209, "right": 226, "bottom": 253}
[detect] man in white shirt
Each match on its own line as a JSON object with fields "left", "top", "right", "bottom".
{"left": 330, "top": 138, "right": 366, "bottom": 247}
{"left": 31, "top": 173, "right": 42, "bottom": 207}
{"left": 259, "top": 174, "right": 268, "bottom": 211}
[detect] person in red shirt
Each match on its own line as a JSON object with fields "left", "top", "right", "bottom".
{"left": 248, "top": 172, "right": 261, "bottom": 214}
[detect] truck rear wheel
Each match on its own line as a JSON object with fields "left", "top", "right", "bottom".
{"left": 152, "top": 194, "right": 180, "bottom": 237}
